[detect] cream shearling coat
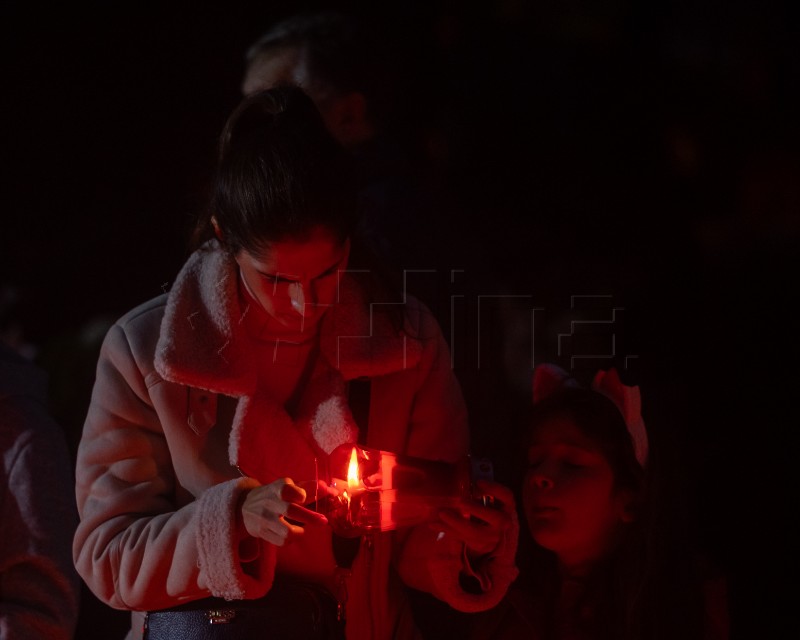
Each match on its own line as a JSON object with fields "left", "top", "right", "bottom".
{"left": 73, "top": 242, "right": 518, "bottom": 639}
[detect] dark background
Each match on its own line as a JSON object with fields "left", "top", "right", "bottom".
{"left": 2, "top": 1, "right": 797, "bottom": 638}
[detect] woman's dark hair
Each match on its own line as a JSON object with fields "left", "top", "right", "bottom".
{"left": 193, "top": 86, "right": 358, "bottom": 255}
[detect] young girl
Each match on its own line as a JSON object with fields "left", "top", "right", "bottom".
{"left": 72, "top": 87, "right": 518, "bottom": 640}
{"left": 473, "top": 364, "right": 728, "bottom": 640}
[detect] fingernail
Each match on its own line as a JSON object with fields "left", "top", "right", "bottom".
{"left": 436, "top": 531, "right": 446, "bottom": 542}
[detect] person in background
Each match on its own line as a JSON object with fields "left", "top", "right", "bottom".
{"left": 1, "top": 340, "right": 80, "bottom": 640}
{"left": 472, "top": 364, "right": 729, "bottom": 639}
{"left": 242, "top": 10, "right": 394, "bottom": 153}
{"left": 241, "top": 10, "right": 455, "bottom": 282}
{"left": 73, "top": 87, "right": 518, "bottom": 640}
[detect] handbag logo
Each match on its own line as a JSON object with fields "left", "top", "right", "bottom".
{"left": 207, "top": 609, "right": 236, "bottom": 624}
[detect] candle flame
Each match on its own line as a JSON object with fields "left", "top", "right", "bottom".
{"left": 347, "top": 447, "right": 360, "bottom": 489}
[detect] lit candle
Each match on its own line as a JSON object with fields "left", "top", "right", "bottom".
{"left": 339, "top": 446, "right": 365, "bottom": 526}
{"left": 347, "top": 446, "right": 360, "bottom": 493}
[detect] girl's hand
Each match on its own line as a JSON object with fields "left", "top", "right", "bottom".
{"left": 240, "top": 478, "right": 329, "bottom": 546}
{"left": 434, "top": 480, "right": 516, "bottom": 557}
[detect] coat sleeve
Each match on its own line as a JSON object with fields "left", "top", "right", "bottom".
{"left": 73, "top": 321, "right": 276, "bottom": 611}
{"left": 396, "top": 511, "right": 519, "bottom": 613}
{"left": 395, "top": 302, "right": 519, "bottom": 611}
{"left": 1, "top": 403, "right": 81, "bottom": 640}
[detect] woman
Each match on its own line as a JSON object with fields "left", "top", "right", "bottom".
{"left": 73, "top": 87, "right": 518, "bottom": 639}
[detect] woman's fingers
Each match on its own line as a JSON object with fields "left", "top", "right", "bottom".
{"left": 455, "top": 501, "right": 512, "bottom": 530}
{"left": 435, "top": 511, "right": 501, "bottom": 556}
{"left": 294, "top": 479, "right": 337, "bottom": 505}
{"left": 284, "top": 502, "right": 328, "bottom": 527}
{"left": 439, "top": 509, "right": 502, "bottom": 539}
{"left": 473, "top": 480, "right": 515, "bottom": 508}
{"left": 431, "top": 481, "right": 516, "bottom": 555}
{"left": 257, "top": 516, "right": 305, "bottom": 547}
{"left": 241, "top": 478, "right": 328, "bottom": 545}
{"left": 280, "top": 479, "right": 307, "bottom": 504}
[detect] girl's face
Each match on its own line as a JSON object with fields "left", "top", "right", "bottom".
{"left": 523, "top": 413, "right": 634, "bottom": 571}
{"left": 235, "top": 227, "right": 350, "bottom": 336}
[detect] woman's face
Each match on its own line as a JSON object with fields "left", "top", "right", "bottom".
{"left": 235, "top": 227, "right": 350, "bottom": 336}
{"left": 522, "top": 413, "right": 633, "bottom": 571}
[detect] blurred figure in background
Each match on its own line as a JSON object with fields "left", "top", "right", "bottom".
{"left": 0, "top": 283, "right": 39, "bottom": 362}
{"left": 243, "top": 10, "right": 381, "bottom": 151}
{"left": 241, "top": 10, "right": 457, "bottom": 297}
{"left": 1, "top": 340, "right": 80, "bottom": 639}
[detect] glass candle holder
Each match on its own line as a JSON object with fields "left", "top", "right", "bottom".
{"left": 323, "top": 443, "right": 492, "bottom": 538}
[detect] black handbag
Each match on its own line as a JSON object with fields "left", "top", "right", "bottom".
{"left": 143, "top": 580, "right": 344, "bottom": 640}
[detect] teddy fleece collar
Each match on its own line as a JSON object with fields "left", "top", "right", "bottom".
{"left": 154, "top": 240, "right": 422, "bottom": 396}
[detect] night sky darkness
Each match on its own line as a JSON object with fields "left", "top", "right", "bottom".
{"left": 3, "top": 1, "right": 797, "bottom": 637}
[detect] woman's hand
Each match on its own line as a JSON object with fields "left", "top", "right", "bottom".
{"left": 434, "top": 480, "right": 516, "bottom": 558}
{"left": 240, "top": 478, "right": 329, "bottom": 546}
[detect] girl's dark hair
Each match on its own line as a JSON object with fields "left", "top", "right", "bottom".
{"left": 193, "top": 86, "right": 358, "bottom": 255}
{"left": 526, "top": 387, "right": 644, "bottom": 494}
